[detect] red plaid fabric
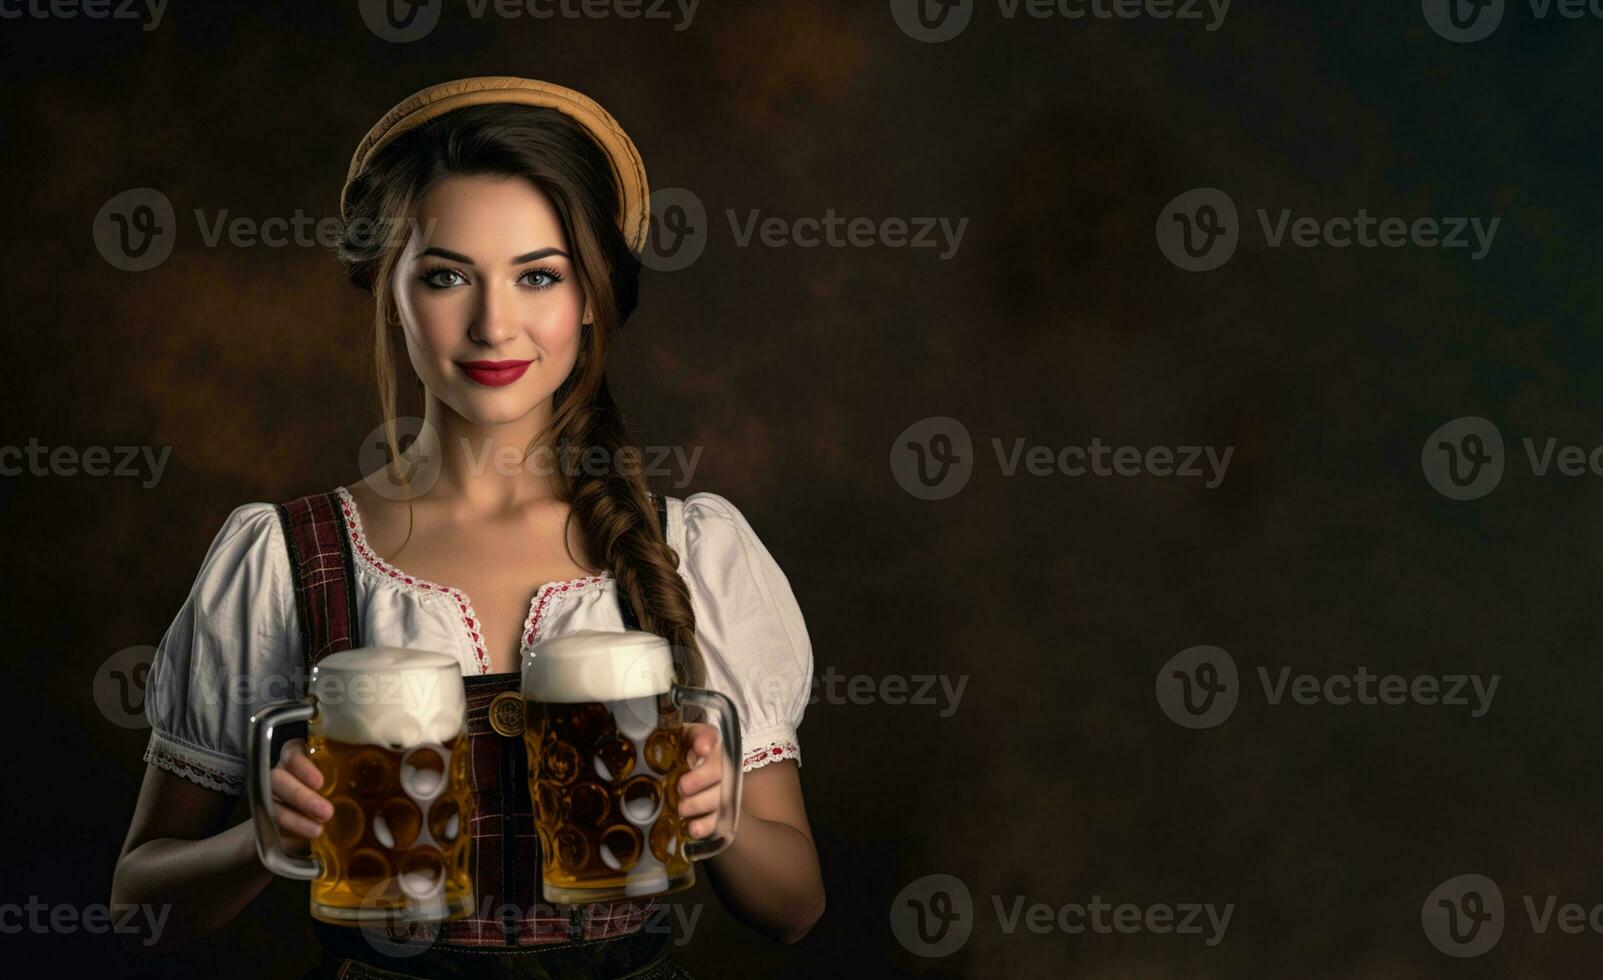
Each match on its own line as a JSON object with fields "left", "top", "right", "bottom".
{"left": 278, "top": 489, "right": 661, "bottom": 948}
{"left": 274, "top": 492, "right": 362, "bottom": 659}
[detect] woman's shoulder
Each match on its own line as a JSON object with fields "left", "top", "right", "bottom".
{"left": 183, "top": 500, "right": 296, "bottom": 607}
{"left": 203, "top": 500, "right": 285, "bottom": 557}
{"left": 665, "top": 490, "right": 778, "bottom": 563}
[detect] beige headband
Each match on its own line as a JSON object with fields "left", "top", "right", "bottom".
{"left": 340, "top": 75, "right": 650, "bottom": 252}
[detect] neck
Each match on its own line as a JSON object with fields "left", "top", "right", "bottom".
{"left": 386, "top": 392, "right": 566, "bottom": 517}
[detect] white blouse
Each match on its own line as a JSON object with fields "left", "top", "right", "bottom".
{"left": 142, "top": 486, "right": 812, "bottom": 795}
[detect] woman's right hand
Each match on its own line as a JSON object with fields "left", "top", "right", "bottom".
{"left": 272, "top": 738, "right": 333, "bottom": 856}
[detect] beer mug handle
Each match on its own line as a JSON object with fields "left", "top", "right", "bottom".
{"left": 246, "top": 700, "right": 322, "bottom": 881}
{"left": 672, "top": 685, "right": 742, "bottom": 861}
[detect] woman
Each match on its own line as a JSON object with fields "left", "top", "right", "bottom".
{"left": 110, "top": 77, "right": 825, "bottom": 979}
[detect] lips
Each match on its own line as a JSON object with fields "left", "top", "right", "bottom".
{"left": 456, "top": 359, "right": 533, "bottom": 387}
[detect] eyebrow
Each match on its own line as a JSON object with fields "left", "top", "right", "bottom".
{"left": 419, "top": 246, "right": 570, "bottom": 264}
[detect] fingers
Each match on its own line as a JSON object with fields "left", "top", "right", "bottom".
{"left": 280, "top": 739, "right": 324, "bottom": 791}
{"left": 678, "top": 784, "right": 720, "bottom": 840}
{"left": 273, "top": 798, "right": 325, "bottom": 841}
{"left": 680, "top": 723, "right": 719, "bottom": 770}
{"left": 270, "top": 744, "right": 334, "bottom": 841}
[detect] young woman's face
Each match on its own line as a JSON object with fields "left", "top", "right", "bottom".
{"left": 392, "top": 174, "right": 587, "bottom": 426}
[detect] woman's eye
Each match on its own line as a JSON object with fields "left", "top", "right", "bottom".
{"left": 421, "top": 267, "right": 466, "bottom": 289}
{"left": 522, "top": 267, "right": 564, "bottom": 290}
{"left": 418, "top": 267, "right": 563, "bottom": 290}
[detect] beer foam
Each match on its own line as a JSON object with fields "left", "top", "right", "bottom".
{"left": 311, "top": 648, "right": 466, "bottom": 747}
{"left": 523, "top": 630, "right": 673, "bottom": 704}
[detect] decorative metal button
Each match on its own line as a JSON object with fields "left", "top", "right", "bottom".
{"left": 488, "top": 690, "right": 525, "bottom": 737}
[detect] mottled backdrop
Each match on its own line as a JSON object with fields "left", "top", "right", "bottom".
{"left": 3, "top": 0, "right": 1601, "bottom": 976}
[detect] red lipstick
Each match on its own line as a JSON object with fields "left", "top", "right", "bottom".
{"left": 456, "top": 359, "right": 533, "bottom": 387}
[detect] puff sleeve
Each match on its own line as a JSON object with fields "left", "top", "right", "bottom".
{"left": 141, "top": 503, "right": 301, "bottom": 796}
{"left": 678, "top": 492, "right": 813, "bottom": 773}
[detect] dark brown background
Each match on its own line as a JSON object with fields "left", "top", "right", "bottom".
{"left": 4, "top": 0, "right": 1602, "bottom": 976}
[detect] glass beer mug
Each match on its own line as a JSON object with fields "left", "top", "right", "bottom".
{"left": 521, "top": 629, "right": 742, "bottom": 905}
{"left": 246, "top": 648, "right": 475, "bottom": 925}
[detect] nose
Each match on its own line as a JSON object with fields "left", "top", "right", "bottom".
{"left": 466, "top": 277, "right": 521, "bottom": 348}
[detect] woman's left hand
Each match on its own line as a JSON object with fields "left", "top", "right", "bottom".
{"left": 676, "top": 722, "right": 724, "bottom": 840}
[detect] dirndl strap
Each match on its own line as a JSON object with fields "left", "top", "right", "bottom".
{"left": 274, "top": 490, "right": 362, "bottom": 663}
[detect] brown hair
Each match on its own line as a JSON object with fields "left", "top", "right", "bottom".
{"left": 335, "top": 103, "right": 704, "bottom": 686}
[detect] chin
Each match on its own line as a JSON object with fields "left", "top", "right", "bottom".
{"left": 450, "top": 390, "right": 543, "bottom": 425}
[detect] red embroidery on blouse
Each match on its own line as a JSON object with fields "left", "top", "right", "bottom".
{"left": 337, "top": 490, "right": 491, "bottom": 673}
{"left": 742, "top": 739, "right": 800, "bottom": 771}
{"left": 524, "top": 575, "right": 609, "bottom": 646}
{"left": 336, "top": 487, "right": 620, "bottom": 673}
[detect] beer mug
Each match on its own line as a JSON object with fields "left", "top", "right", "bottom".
{"left": 246, "top": 648, "right": 475, "bottom": 925}
{"left": 521, "top": 630, "right": 742, "bottom": 905}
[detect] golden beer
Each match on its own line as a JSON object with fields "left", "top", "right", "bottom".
{"left": 306, "top": 732, "right": 474, "bottom": 920}
{"left": 521, "top": 630, "right": 743, "bottom": 905}
{"left": 248, "top": 648, "right": 475, "bottom": 925}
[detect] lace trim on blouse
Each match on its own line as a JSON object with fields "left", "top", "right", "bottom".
{"left": 144, "top": 730, "right": 245, "bottom": 795}
{"left": 742, "top": 738, "right": 801, "bottom": 773}
{"left": 522, "top": 574, "right": 610, "bottom": 646}
{"left": 335, "top": 486, "right": 614, "bottom": 673}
